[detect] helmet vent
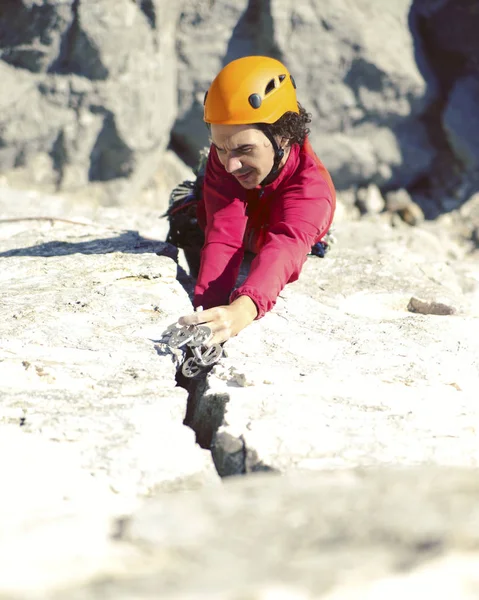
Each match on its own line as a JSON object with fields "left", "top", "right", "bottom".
{"left": 279, "top": 74, "right": 286, "bottom": 83}
{"left": 203, "top": 91, "right": 208, "bottom": 105}
{"left": 290, "top": 75, "right": 297, "bottom": 89}
{"left": 248, "top": 93, "right": 262, "bottom": 109}
{"left": 264, "top": 78, "right": 276, "bottom": 95}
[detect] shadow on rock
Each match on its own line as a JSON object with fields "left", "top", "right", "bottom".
{"left": 0, "top": 229, "right": 196, "bottom": 303}
{"left": 0, "top": 230, "right": 175, "bottom": 258}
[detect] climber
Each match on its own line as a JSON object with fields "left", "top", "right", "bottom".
{"left": 177, "top": 55, "right": 336, "bottom": 345}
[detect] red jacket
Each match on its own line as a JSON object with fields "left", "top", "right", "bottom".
{"left": 194, "top": 137, "right": 336, "bottom": 319}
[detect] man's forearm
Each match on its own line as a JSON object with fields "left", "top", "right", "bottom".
{"left": 194, "top": 242, "right": 245, "bottom": 309}
{"left": 230, "top": 294, "right": 258, "bottom": 322}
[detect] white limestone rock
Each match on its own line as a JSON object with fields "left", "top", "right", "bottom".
{"left": 185, "top": 220, "right": 479, "bottom": 476}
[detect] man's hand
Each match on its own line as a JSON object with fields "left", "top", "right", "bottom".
{"left": 178, "top": 296, "right": 258, "bottom": 346}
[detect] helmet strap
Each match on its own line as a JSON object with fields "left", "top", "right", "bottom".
{"left": 256, "top": 124, "right": 285, "bottom": 186}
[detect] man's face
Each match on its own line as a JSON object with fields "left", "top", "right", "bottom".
{"left": 210, "top": 124, "right": 275, "bottom": 189}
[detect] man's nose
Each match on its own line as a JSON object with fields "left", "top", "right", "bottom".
{"left": 224, "top": 155, "right": 242, "bottom": 173}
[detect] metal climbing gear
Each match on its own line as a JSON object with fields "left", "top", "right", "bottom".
{"left": 188, "top": 325, "right": 213, "bottom": 348}
{"left": 167, "top": 323, "right": 223, "bottom": 378}
{"left": 168, "top": 325, "right": 197, "bottom": 348}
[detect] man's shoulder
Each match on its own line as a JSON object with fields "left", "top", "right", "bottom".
{"left": 298, "top": 138, "right": 327, "bottom": 172}
{"left": 294, "top": 139, "right": 336, "bottom": 200}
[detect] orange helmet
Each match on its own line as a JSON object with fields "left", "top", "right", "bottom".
{"left": 204, "top": 56, "right": 299, "bottom": 125}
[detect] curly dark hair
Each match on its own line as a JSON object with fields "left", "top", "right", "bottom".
{"left": 257, "top": 103, "right": 311, "bottom": 146}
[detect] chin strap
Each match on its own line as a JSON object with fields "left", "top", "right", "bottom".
{"left": 256, "top": 124, "right": 285, "bottom": 186}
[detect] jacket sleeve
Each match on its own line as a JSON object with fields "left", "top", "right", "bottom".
{"left": 193, "top": 148, "right": 247, "bottom": 309}
{"left": 230, "top": 182, "right": 333, "bottom": 319}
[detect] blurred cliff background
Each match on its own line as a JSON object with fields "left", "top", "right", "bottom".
{"left": 0, "top": 0, "right": 478, "bottom": 246}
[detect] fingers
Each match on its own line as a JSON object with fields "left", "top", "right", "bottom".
{"left": 178, "top": 306, "right": 215, "bottom": 327}
{"left": 178, "top": 313, "right": 199, "bottom": 326}
{"left": 208, "top": 330, "right": 230, "bottom": 347}
{"left": 205, "top": 317, "right": 232, "bottom": 347}
{"left": 177, "top": 306, "right": 233, "bottom": 346}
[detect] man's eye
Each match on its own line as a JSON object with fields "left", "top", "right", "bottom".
{"left": 216, "top": 147, "right": 226, "bottom": 154}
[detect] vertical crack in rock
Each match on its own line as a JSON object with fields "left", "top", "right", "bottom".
{"left": 211, "top": 432, "right": 247, "bottom": 477}
{"left": 180, "top": 374, "right": 247, "bottom": 477}
{"left": 179, "top": 373, "right": 229, "bottom": 450}
{"left": 176, "top": 368, "right": 279, "bottom": 478}
{"left": 211, "top": 432, "right": 279, "bottom": 477}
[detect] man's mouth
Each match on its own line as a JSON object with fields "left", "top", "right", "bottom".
{"left": 235, "top": 169, "right": 252, "bottom": 181}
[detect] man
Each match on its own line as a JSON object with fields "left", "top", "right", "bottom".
{"left": 178, "top": 55, "right": 336, "bottom": 345}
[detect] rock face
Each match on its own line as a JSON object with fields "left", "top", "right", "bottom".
{"left": 2, "top": 0, "right": 479, "bottom": 206}
{"left": 412, "top": 0, "right": 479, "bottom": 144}
{"left": 443, "top": 75, "right": 479, "bottom": 171}
{"left": 174, "top": 0, "right": 434, "bottom": 190}
{"left": 0, "top": 186, "right": 219, "bottom": 507}
{"left": 173, "top": 0, "right": 479, "bottom": 209}
{"left": 408, "top": 0, "right": 479, "bottom": 208}
{"left": 185, "top": 217, "right": 479, "bottom": 476}
{"left": 87, "top": 467, "right": 479, "bottom": 599}
{"left": 2, "top": 2, "right": 479, "bottom": 596}
{"left": 0, "top": 0, "right": 179, "bottom": 199}
{"left": 4, "top": 465, "right": 479, "bottom": 598}
{"left": 1, "top": 182, "right": 478, "bottom": 596}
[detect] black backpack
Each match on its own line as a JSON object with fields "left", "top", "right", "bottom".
{"left": 163, "top": 149, "right": 209, "bottom": 277}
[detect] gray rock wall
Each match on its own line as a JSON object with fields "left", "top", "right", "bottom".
{"left": 0, "top": 0, "right": 179, "bottom": 199}
{"left": 173, "top": 0, "right": 479, "bottom": 206}
{"left": 1, "top": 0, "right": 479, "bottom": 206}
{"left": 174, "top": 0, "right": 435, "bottom": 191}
{"left": 408, "top": 0, "right": 479, "bottom": 206}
